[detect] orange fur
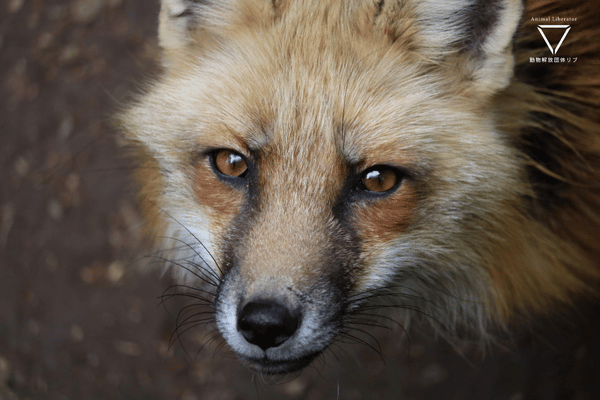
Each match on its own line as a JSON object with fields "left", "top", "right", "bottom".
{"left": 353, "top": 182, "right": 417, "bottom": 242}
{"left": 194, "top": 157, "right": 244, "bottom": 231}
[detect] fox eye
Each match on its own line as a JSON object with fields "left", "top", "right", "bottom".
{"left": 360, "top": 166, "right": 400, "bottom": 193}
{"left": 213, "top": 149, "right": 248, "bottom": 178}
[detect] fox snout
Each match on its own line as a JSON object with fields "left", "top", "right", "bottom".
{"left": 216, "top": 269, "right": 347, "bottom": 374}
{"left": 214, "top": 204, "right": 358, "bottom": 373}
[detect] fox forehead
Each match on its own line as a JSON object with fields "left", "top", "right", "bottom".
{"left": 156, "top": 39, "right": 449, "bottom": 166}
{"left": 152, "top": 0, "right": 500, "bottom": 170}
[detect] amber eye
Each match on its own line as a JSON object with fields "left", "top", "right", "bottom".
{"left": 361, "top": 167, "right": 399, "bottom": 193}
{"left": 213, "top": 149, "right": 248, "bottom": 178}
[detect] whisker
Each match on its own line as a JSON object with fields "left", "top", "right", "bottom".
{"left": 357, "top": 304, "right": 450, "bottom": 334}
{"left": 336, "top": 331, "right": 385, "bottom": 364}
{"left": 157, "top": 236, "right": 222, "bottom": 283}
{"left": 150, "top": 203, "right": 225, "bottom": 277}
{"left": 344, "top": 318, "right": 390, "bottom": 331}
{"left": 159, "top": 291, "right": 215, "bottom": 306}
{"left": 160, "top": 284, "right": 217, "bottom": 301}
{"left": 154, "top": 256, "right": 219, "bottom": 289}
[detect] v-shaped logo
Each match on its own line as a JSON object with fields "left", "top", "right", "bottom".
{"left": 537, "top": 25, "right": 572, "bottom": 54}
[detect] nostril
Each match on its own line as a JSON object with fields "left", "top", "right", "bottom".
{"left": 237, "top": 300, "right": 299, "bottom": 351}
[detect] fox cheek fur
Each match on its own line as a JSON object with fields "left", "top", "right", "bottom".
{"left": 118, "top": 0, "right": 600, "bottom": 374}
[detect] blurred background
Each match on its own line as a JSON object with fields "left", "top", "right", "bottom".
{"left": 1, "top": 1, "right": 599, "bottom": 399}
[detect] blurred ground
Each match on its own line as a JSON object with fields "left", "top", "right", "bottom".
{"left": 1, "top": 1, "right": 599, "bottom": 399}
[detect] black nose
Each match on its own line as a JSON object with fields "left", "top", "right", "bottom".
{"left": 237, "top": 300, "right": 299, "bottom": 351}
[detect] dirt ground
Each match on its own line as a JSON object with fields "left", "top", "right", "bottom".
{"left": 1, "top": 1, "right": 599, "bottom": 399}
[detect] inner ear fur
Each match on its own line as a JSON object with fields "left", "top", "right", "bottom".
{"left": 158, "top": 0, "right": 276, "bottom": 67}
{"left": 158, "top": 0, "right": 200, "bottom": 51}
{"left": 378, "top": 0, "right": 524, "bottom": 96}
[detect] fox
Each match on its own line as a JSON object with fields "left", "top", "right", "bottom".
{"left": 117, "top": 0, "right": 600, "bottom": 375}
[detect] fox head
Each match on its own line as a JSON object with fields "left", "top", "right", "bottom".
{"left": 119, "top": 0, "right": 598, "bottom": 374}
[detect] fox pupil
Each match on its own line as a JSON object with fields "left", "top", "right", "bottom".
{"left": 362, "top": 167, "right": 397, "bottom": 193}
{"left": 214, "top": 150, "right": 248, "bottom": 178}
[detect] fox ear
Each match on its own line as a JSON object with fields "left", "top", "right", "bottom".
{"left": 158, "top": 0, "right": 202, "bottom": 51}
{"left": 158, "top": 0, "right": 233, "bottom": 67}
{"left": 410, "top": 0, "right": 524, "bottom": 94}
{"left": 158, "top": 0, "right": 273, "bottom": 67}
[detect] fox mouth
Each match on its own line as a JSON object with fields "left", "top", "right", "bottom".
{"left": 214, "top": 272, "right": 347, "bottom": 375}
{"left": 215, "top": 294, "right": 339, "bottom": 375}
{"left": 240, "top": 352, "right": 321, "bottom": 375}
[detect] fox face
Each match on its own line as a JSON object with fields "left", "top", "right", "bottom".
{"left": 119, "top": 0, "right": 600, "bottom": 374}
